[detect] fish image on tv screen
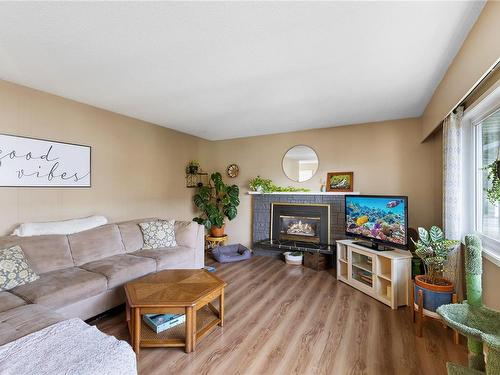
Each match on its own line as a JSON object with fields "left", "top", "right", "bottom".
{"left": 345, "top": 196, "right": 407, "bottom": 246}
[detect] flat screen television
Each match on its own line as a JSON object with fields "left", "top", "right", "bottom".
{"left": 345, "top": 195, "right": 408, "bottom": 250}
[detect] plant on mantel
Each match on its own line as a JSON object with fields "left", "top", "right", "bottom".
{"left": 193, "top": 172, "right": 240, "bottom": 237}
{"left": 249, "top": 176, "right": 310, "bottom": 193}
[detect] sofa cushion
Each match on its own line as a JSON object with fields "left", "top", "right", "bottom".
{"left": 118, "top": 221, "right": 145, "bottom": 253}
{"left": 0, "top": 245, "right": 39, "bottom": 291}
{"left": 174, "top": 221, "right": 199, "bottom": 249}
{"left": 11, "top": 267, "right": 107, "bottom": 309}
{"left": 139, "top": 220, "right": 177, "bottom": 249}
{"left": 80, "top": 255, "right": 156, "bottom": 288}
{"left": 0, "top": 234, "right": 73, "bottom": 274}
{"left": 0, "top": 291, "right": 26, "bottom": 313}
{"left": 68, "top": 224, "right": 125, "bottom": 266}
{"left": 132, "top": 246, "right": 194, "bottom": 270}
{"left": 0, "top": 304, "right": 65, "bottom": 346}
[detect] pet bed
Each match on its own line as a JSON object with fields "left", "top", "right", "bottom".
{"left": 212, "top": 244, "right": 251, "bottom": 263}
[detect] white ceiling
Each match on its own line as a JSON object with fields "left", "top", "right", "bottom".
{"left": 0, "top": 2, "right": 485, "bottom": 140}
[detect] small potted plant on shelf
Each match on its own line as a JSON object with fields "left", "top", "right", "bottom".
{"left": 411, "top": 226, "right": 460, "bottom": 316}
{"left": 186, "top": 160, "right": 200, "bottom": 175}
{"left": 283, "top": 251, "right": 303, "bottom": 266}
{"left": 193, "top": 172, "right": 240, "bottom": 237}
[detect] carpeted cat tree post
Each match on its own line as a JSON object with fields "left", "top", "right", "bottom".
{"left": 464, "top": 235, "right": 484, "bottom": 370}
{"left": 437, "top": 235, "right": 500, "bottom": 375}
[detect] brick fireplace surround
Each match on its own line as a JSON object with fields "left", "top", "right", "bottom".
{"left": 251, "top": 193, "right": 349, "bottom": 249}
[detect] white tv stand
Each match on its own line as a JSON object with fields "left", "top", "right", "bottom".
{"left": 336, "top": 240, "right": 412, "bottom": 309}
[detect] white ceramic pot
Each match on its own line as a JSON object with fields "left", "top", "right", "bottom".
{"left": 284, "top": 252, "right": 303, "bottom": 266}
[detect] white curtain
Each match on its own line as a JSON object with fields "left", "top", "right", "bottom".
{"left": 442, "top": 106, "right": 464, "bottom": 299}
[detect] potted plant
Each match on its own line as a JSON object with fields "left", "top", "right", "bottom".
{"left": 284, "top": 251, "right": 303, "bottom": 266}
{"left": 248, "top": 176, "right": 310, "bottom": 193}
{"left": 411, "top": 226, "right": 460, "bottom": 316}
{"left": 186, "top": 160, "right": 200, "bottom": 175}
{"left": 193, "top": 172, "right": 240, "bottom": 237}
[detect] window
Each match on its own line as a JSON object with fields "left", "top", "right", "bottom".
{"left": 475, "top": 109, "right": 500, "bottom": 242}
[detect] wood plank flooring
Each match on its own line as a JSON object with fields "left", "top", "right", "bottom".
{"left": 94, "top": 256, "right": 467, "bottom": 375}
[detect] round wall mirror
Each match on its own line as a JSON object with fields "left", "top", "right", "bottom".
{"left": 282, "top": 145, "right": 319, "bottom": 182}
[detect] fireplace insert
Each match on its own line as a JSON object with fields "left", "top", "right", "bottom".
{"left": 271, "top": 203, "right": 329, "bottom": 245}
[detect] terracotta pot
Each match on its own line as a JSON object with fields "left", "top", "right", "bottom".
{"left": 210, "top": 225, "right": 225, "bottom": 237}
{"left": 415, "top": 275, "right": 454, "bottom": 292}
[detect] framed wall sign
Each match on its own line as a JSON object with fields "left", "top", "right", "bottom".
{"left": 0, "top": 133, "right": 91, "bottom": 187}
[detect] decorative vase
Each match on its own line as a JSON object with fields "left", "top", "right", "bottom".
{"left": 414, "top": 274, "right": 454, "bottom": 318}
{"left": 284, "top": 252, "right": 303, "bottom": 266}
{"left": 210, "top": 225, "right": 225, "bottom": 237}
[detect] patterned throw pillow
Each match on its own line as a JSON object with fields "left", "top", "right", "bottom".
{"left": 0, "top": 245, "right": 39, "bottom": 291}
{"left": 139, "top": 220, "right": 177, "bottom": 249}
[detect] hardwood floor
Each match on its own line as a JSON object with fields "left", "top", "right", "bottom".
{"left": 95, "top": 256, "right": 467, "bottom": 375}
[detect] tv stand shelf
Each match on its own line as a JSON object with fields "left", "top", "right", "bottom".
{"left": 336, "top": 240, "right": 412, "bottom": 309}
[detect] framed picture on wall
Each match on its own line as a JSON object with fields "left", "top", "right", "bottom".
{"left": 326, "top": 172, "right": 353, "bottom": 192}
{"left": 0, "top": 133, "right": 91, "bottom": 187}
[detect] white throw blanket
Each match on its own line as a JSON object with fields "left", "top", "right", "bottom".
{"left": 0, "top": 318, "right": 136, "bottom": 375}
{"left": 12, "top": 215, "right": 108, "bottom": 237}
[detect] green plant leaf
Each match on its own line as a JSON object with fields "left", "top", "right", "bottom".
{"left": 224, "top": 205, "right": 237, "bottom": 220}
{"left": 418, "top": 227, "right": 429, "bottom": 246}
{"left": 429, "top": 226, "right": 444, "bottom": 243}
{"left": 203, "top": 218, "right": 212, "bottom": 229}
{"left": 193, "top": 217, "right": 204, "bottom": 225}
{"left": 193, "top": 194, "right": 206, "bottom": 210}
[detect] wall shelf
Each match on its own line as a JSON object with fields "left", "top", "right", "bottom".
{"left": 336, "top": 239, "right": 412, "bottom": 309}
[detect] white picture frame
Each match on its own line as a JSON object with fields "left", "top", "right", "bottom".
{"left": 0, "top": 133, "right": 91, "bottom": 187}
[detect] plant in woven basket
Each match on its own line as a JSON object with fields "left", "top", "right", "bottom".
{"left": 411, "top": 226, "right": 460, "bottom": 285}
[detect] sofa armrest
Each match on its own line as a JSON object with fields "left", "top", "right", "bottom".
{"left": 174, "top": 221, "right": 205, "bottom": 268}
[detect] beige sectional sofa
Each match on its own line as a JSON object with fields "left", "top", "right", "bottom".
{"left": 0, "top": 219, "right": 204, "bottom": 346}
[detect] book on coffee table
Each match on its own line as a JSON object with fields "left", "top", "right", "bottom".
{"left": 143, "top": 313, "right": 185, "bottom": 334}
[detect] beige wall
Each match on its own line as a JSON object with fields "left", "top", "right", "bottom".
{"left": 420, "top": 0, "right": 500, "bottom": 310}
{"left": 0, "top": 80, "right": 205, "bottom": 234}
{"left": 483, "top": 258, "right": 500, "bottom": 310}
{"left": 422, "top": 1, "right": 500, "bottom": 139}
{"left": 202, "top": 118, "right": 443, "bottom": 247}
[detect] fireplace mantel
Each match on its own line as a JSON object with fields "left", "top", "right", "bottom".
{"left": 247, "top": 191, "right": 360, "bottom": 195}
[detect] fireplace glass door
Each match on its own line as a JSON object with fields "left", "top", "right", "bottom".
{"left": 279, "top": 215, "right": 321, "bottom": 243}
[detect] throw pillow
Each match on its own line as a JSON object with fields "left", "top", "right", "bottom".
{"left": 139, "top": 220, "right": 177, "bottom": 249}
{"left": 0, "top": 245, "right": 39, "bottom": 291}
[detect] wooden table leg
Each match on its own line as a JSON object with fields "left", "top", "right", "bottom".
{"left": 134, "top": 307, "right": 141, "bottom": 355}
{"left": 417, "top": 289, "right": 423, "bottom": 337}
{"left": 410, "top": 283, "right": 415, "bottom": 323}
{"left": 185, "top": 306, "right": 193, "bottom": 353}
{"left": 192, "top": 307, "right": 197, "bottom": 351}
{"left": 219, "top": 289, "right": 224, "bottom": 327}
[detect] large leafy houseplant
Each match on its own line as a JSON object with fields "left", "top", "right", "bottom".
{"left": 193, "top": 172, "right": 240, "bottom": 235}
{"left": 411, "top": 226, "right": 460, "bottom": 285}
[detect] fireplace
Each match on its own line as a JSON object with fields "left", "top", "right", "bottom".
{"left": 271, "top": 203, "right": 330, "bottom": 244}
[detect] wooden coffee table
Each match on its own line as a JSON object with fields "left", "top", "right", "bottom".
{"left": 124, "top": 269, "right": 226, "bottom": 355}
